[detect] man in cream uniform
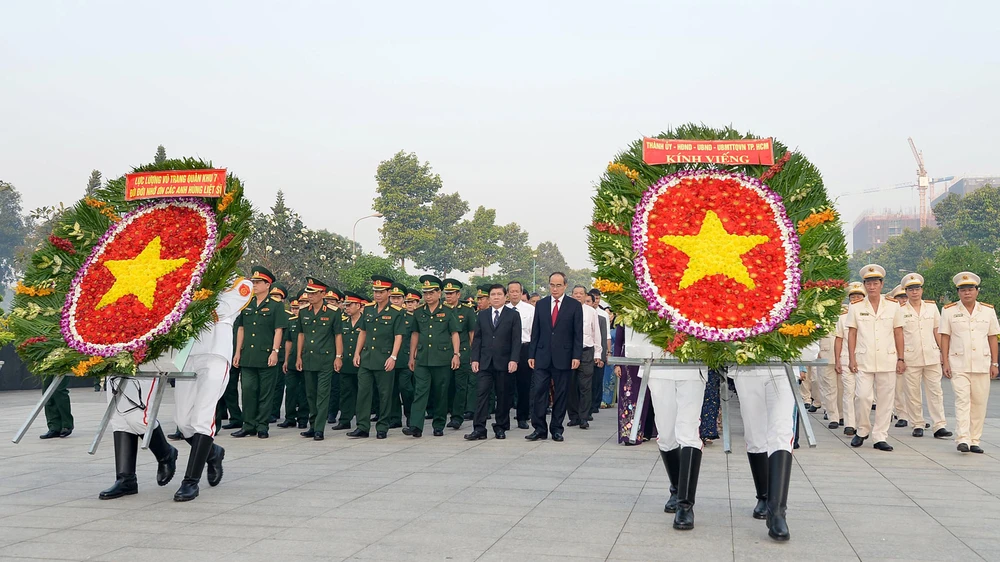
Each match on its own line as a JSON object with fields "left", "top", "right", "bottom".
{"left": 622, "top": 326, "right": 704, "bottom": 531}
{"left": 834, "top": 282, "right": 865, "bottom": 436}
{"left": 889, "top": 284, "right": 911, "bottom": 429}
{"left": 848, "top": 264, "right": 899, "bottom": 451}
{"left": 940, "top": 271, "right": 1000, "bottom": 453}
{"left": 893, "top": 273, "right": 952, "bottom": 439}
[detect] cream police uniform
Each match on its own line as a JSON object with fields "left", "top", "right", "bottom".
{"left": 889, "top": 284, "right": 911, "bottom": 426}
{"left": 837, "top": 282, "right": 865, "bottom": 436}
{"left": 817, "top": 306, "right": 848, "bottom": 429}
{"left": 940, "top": 272, "right": 1000, "bottom": 451}
{"left": 623, "top": 326, "right": 704, "bottom": 531}
{"left": 893, "top": 273, "right": 949, "bottom": 436}
{"left": 847, "top": 265, "right": 899, "bottom": 449}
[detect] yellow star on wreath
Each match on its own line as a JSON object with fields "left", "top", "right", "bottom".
{"left": 659, "top": 210, "right": 769, "bottom": 290}
{"left": 96, "top": 236, "right": 188, "bottom": 310}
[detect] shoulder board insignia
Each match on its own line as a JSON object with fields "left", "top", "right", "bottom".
{"left": 270, "top": 296, "right": 281, "bottom": 302}
{"left": 924, "top": 300, "right": 936, "bottom": 304}
{"left": 341, "top": 314, "right": 348, "bottom": 320}
{"left": 365, "top": 302, "right": 375, "bottom": 307}
{"left": 982, "top": 303, "right": 995, "bottom": 309}
{"left": 444, "top": 303, "right": 455, "bottom": 308}
{"left": 391, "top": 304, "right": 402, "bottom": 311}
{"left": 840, "top": 309, "right": 848, "bottom": 315}
{"left": 288, "top": 315, "right": 298, "bottom": 321}
{"left": 944, "top": 302, "right": 958, "bottom": 309}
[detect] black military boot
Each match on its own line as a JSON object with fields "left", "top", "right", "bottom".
{"left": 147, "top": 425, "right": 178, "bottom": 486}
{"left": 659, "top": 448, "right": 680, "bottom": 513}
{"left": 748, "top": 452, "right": 768, "bottom": 519}
{"left": 174, "top": 433, "right": 213, "bottom": 502}
{"left": 766, "top": 450, "right": 793, "bottom": 541}
{"left": 99, "top": 432, "right": 138, "bottom": 499}
{"left": 673, "top": 447, "right": 702, "bottom": 530}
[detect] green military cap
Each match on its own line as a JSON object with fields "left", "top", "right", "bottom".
{"left": 343, "top": 291, "right": 365, "bottom": 305}
{"left": 389, "top": 283, "right": 406, "bottom": 297}
{"left": 442, "top": 278, "right": 463, "bottom": 293}
{"left": 325, "top": 287, "right": 345, "bottom": 301}
{"left": 464, "top": 296, "right": 475, "bottom": 305}
{"left": 304, "top": 278, "right": 329, "bottom": 293}
{"left": 419, "top": 275, "right": 442, "bottom": 292}
{"left": 251, "top": 266, "right": 275, "bottom": 284}
{"left": 405, "top": 288, "right": 422, "bottom": 302}
{"left": 269, "top": 282, "right": 287, "bottom": 300}
{"left": 476, "top": 284, "right": 491, "bottom": 298}
{"left": 371, "top": 275, "right": 394, "bottom": 291}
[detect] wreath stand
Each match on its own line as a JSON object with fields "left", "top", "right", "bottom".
{"left": 608, "top": 357, "right": 827, "bottom": 452}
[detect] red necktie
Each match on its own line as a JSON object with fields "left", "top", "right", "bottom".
{"left": 551, "top": 298, "right": 559, "bottom": 327}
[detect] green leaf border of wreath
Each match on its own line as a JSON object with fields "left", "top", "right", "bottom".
{"left": 10, "top": 158, "right": 252, "bottom": 378}
{"left": 589, "top": 124, "right": 849, "bottom": 369}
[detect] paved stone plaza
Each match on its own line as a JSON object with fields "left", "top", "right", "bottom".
{"left": 3, "top": 381, "right": 1000, "bottom": 562}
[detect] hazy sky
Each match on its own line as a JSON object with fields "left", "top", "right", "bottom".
{"left": 2, "top": 1, "right": 997, "bottom": 272}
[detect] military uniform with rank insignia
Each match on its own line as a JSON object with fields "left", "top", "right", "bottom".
{"left": 443, "top": 278, "right": 478, "bottom": 429}
{"left": 349, "top": 276, "right": 406, "bottom": 439}
{"left": 268, "top": 283, "right": 289, "bottom": 423}
{"left": 333, "top": 292, "right": 365, "bottom": 430}
{"left": 279, "top": 294, "right": 309, "bottom": 429}
{"left": 296, "top": 278, "right": 342, "bottom": 440}
{"left": 940, "top": 271, "right": 1000, "bottom": 453}
{"left": 476, "top": 284, "right": 490, "bottom": 311}
{"left": 232, "top": 267, "right": 287, "bottom": 439}
{"left": 387, "top": 285, "right": 418, "bottom": 428}
{"left": 324, "top": 289, "right": 345, "bottom": 424}
{"left": 405, "top": 275, "right": 461, "bottom": 437}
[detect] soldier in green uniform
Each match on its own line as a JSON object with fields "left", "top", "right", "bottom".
{"left": 296, "top": 278, "right": 342, "bottom": 441}
{"left": 333, "top": 292, "right": 364, "bottom": 430}
{"left": 348, "top": 276, "right": 406, "bottom": 439}
{"left": 324, "top": 288, "right": 345, "bottom": 425}
{"left": 443, "top": 278, "right": 478, "bottom": 429}
{"left": 476, "top": 284, "right": 490, "bottom": 311}
{"left": 218, "top": 322, "right": 243, "bottom": 430}
{"left": 39, "top": 377, "right": 74, "bottom": 439}
{"left": 405, "top": 275, "right": 461, "bottom": 437}
{"left": 386, "top": 285, "right": 417, "bottom": 429}
{"left": 231, "top": 267, "right": 285, "bottom": 439}
{"left": 279, "top": 294, "right": 309, "bottom": 429}
{"left": 268, "top": 283, "right": 288, "bottom": 423}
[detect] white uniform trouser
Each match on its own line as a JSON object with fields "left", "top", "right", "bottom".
{"left": 107, "top": 376, "right": 160, "bottom": 434}
{"left": 894, "top": 372, "right": 909, "bottom": 420}
{"left": 648, "top": 378, "right": 706, "bottom": 452}
{"left": 841, "top": 369, "right": 856, "bottom": 428}
{"left": 904, "top": 364, "right": 946, "bottom": 431}
{"left": 175, "top": 355, "right": 230, "bottom": 438}
{"left": 855, "top": 371, "right": 895, "bottom": 442}
{"left": 952, "top": 371, "right": 990, "bottom": 446}
{"left": 819, "top": 364, "right": 843, "bottom": 422}
{"left": 734, "top": 369, "right": 796, "bottom": 454}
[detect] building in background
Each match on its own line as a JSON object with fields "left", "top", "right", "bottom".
{"left": 852, "top": 210, "right": 926, "bottom": 252}
{"left": 931, "top": 176, "right": 1000, "bottom": 207}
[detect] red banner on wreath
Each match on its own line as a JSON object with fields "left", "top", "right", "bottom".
{"left": 642, "top": 138, "right": 774, "bottom": 166}
{"left": 125, "top": 169, "right": 227, "bottom": 200}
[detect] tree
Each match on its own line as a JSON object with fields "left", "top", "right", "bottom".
{"left": 496, "top": 222, "right": 531, "bottom": 275}
{"left": 566, "top": 267, "right": 594, "bottom": 289}
{"left": 0, "top": 181, "right": 28, "bottom": 286}
{"left": 456, "top": 206, "right": 502, "bottom": 276}
{"left": 373, "top": 151, "right": 443, "bottom": 268}
{"left": 154, "top": 145, "right": 167, "bottom": 165}
{"left": 85, "top": 170, "right": 102, "bottom": 196}
{"left": 337, "top": 254, "right": 418, "bottom": 298}
{"left": 933, "top": 185, "right": 1000, "bottom": 252}
{"left": 412, "top": 192, "right": 469, "bottom": 277}
{"left": 921, "top": 245, "right": 1000, "bottom": 308}
{"left": 531, "top": 241, "right": 570, "bottom": 294}
{"left": 847, "top": 228, "right": 946, "bottom": 287}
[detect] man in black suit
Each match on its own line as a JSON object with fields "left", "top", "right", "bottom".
{"left": 467, "top": 284, "right": 522, "bottom": 440}
{"left": 527, "top": 272, "right": 583, "bottom": 442}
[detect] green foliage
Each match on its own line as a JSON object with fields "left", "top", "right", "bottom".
{"left": 456, "top": 206, "right": 501, "bottom": 275}
{"left": 933, "top": 185, "right": 1000, "bottom": 251}
{"left": 412, "top": 192, "right": 469, "bottom": 276}
{"left": 373, "top": 151, "right": 444, "bottom": 267}
{"left": 847, "top": 228, "right": 946, "bottom": 286}
{"left": 154, "top": 145, "right": 167, "bottom": 165}
{"left": 566, "top": 267, "right": 594, "bottom": 288}
{"left": 921, "top": 245, "right": 1000, "bottom": 308}
{"left": 0, "top": 181, "right": 29, "bottom": 285}
{"left": 337, "top": 254, "right": 418, "bottom": 299}
{"left": 588, "top": 124, "right": 849, "bottom": 368}
{"left": 86, "top": 170, "right": 102, "bottom": 197}
{"left": 10, "top": 157, "right": 252, "bottom": 378}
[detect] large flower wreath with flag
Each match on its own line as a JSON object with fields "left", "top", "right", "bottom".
{"left": 10, "top": 158, "right": 251, "bottom": 378}
{"left": 591, "top": 124, "right": 848, "bottom": 368}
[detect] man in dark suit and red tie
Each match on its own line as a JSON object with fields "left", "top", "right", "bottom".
{"left": 467, "top": 284, "right": 522, "bottom": 440}
{"left": 527, "top": 272, "right": 584, "bottom": 442}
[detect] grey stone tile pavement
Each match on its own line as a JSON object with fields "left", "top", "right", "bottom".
{"left": 3, "top": 378, "right": 1000, "bottom": 561}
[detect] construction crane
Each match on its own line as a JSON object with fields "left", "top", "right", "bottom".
{"left": 908, "top": 137, "right": 934, "bottom": 228}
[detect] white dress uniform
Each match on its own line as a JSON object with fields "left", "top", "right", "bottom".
{"left": 107, "top": 376, "right": 161, "bottom": 434}
{"left": 893, "top": 274, "right": 947, "bottom": 434}
{"left": 817, "top": 310, "right": 847, "bottom": 427}
{"left": 889, "top": 285, "right": 910, "bottom": 423}
{"left": 175, "top": 278, "right": 253, "bottom": 438}
{"left": 939, "top": 272, "right": 1000, "bottom": 449}
{"left": 847, "top": 265, "right": 900, "bottom": 447}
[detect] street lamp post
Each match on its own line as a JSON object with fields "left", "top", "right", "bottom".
{"left": 532, "top": 253, "right": 538, "bottom": 294}
{"left": 352, "top": 212, "right": 383, "bottom": 262}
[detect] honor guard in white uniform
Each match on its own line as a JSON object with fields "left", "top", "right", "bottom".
{"left": 889, "top": 284, "right": 911, "bottom": 428}
{"left": 623, "top": 326, "right": 705, "bottom": 531}
{"left": 835, "top": 283, "right": 865, "bottom": 436}
{"left": 939, "top": 272, "right": 1000, "bottom": 453}
{"left": 847, "top": 265, "right": 900, "bottom": 452}
{"left": 893, "top": 273, "right": 952, "bottom": 439}
{"left": 173, "top": 277, "right": 253, "bottom": 501}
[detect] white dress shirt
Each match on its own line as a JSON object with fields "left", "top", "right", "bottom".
{"left": 581, "top": 301, "right": 603, "bottom": 359}
{"left": 506, "top": 300, "right": 534, "bottom": 344}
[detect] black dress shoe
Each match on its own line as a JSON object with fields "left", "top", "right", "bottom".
{"left": 425, "top": 413, "right": 433, "bottom": 420}
{"left": 389, "top": 422, "right": 402, "bottom": 429}
{"left": 925, "top": 423, "right": 930, "bottom": 429}
{"left": 844, "top": 427, "right": 856, "bottom": 436}
{"left": 525, "top": 431, "right": 547, "bottom": 441}
{"left": 297, "top": 421, "right": 308, "bottom": 429}
{"left": 912, "top": 428, "right": 924, "bottom": 437}
{"left": 231, "top": 429, "right": 255, "bottom": 438}
{"left": 895, "top": 419, "right": 908, "bottom": 428}
{"left": 971, "top": 445, "right": 985, "bottom": 453}
{"left": 433, "top": 429, "right": 444, "bottom": 437}
{"left": 828, "top": 422, "right": 839, "bottom": 429}
{"left": 839, "top": 419, "right": 844, "bottom": 426}
{"left": 268, "top": 416, "right": 279, "bottom": 423}
{"left": 567, "top": 419, "right": 580, "bottom": 427}
{"left": 495, "top": 430, "right": 506, "bottom": 439}
{"left": 517, "top": 420, "right": 530, "bottom": 430}
{"left": 873, "top": 441, "right": 893, "bottom": 451}
{"left": 850, "top": 435, "right": 867, "bottom": 447}
{"left": 39, "top": 429, "right": 60, "bottom": 439}
{"left": 934, "top": 428, "right": 953, "bottom": 439}
{"left": 579, "top": 421, "right": 589, "bottom": 430}
{"left": 823, "top": 413, "right": 829, "bottom": 420}
{"left": 402, "top": 427, "right": 422, "bottom": 438}
{"left": 447, "top": 419, "right": 462, "bottom": 430}
{"left": 464, "top": 431, "right": 487, "bottom": 440}
{"left": 347, "top": 429, "right": 369, "bottom": 438}
{"left": 313, "top": 433, "right": 324, "bottom": 441}
{"left": 257, "top": 431, "right": 269, "bottom": 439}
{"left": 370, "top": 414, "right": 379, "bottom": 422}
{"left": 958, "top": 443, "right": 970, "bottom": 453}
{"left": 463, "top": 412, "right": 473, "bottom": 421}
{"left": 552, "top": 433, "right": 564, "bottom": 442}
{"left": 277, "top": 420, "right": 295, "bottom": 428}
{"left": 327, "top": 417, "right": 338, "bottom": 425}
{"left": 300, "top": 429, "right": 315, "bottom": 438}
{"left": 59, "top": 428, "right": 73, "bottom": 438}
{"left": 806, "top": 404, "right": 818, "bottom": 413}
{"left": 376, "top": 431, "right": 387, "bottom": 439}
{"left": 331, "top": 422, "right": 351, "bottom": 431}
{"left": 221, "top": 422, "right": 241, "bottom": 430}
